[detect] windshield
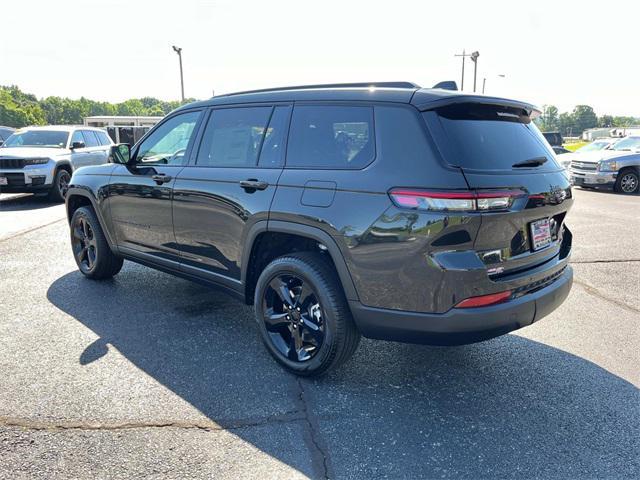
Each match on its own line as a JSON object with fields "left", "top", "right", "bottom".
{"left": 425, "top": 103, "right": 558, "bottom": 171}
{"left": 577, "top": 141, "right": 612, "bottom": 153}
{"left": 611, "top": 137, "right": 640, "bottom": 151}
{"left": 2, "top": 130, "right": 69, "bottom": 148}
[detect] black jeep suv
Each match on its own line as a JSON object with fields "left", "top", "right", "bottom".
{"left": 65, "top": 82, "right": 573, "bottom": 376}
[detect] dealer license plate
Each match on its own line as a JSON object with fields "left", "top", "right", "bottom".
{"left": 530, "top": 218, "right": 552, "bottom": 251}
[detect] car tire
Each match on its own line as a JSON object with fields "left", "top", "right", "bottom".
{"left": 254, "top": 252, "right": 360, "bottom": 376}
{"left": 48, "top": 168, "right": 71, "bottom": 202}
{"left": 70, "top": 206, "right": 124, "bottom": 280}
{"left": 614, "top": 169, "right": 639, "bottom": 194}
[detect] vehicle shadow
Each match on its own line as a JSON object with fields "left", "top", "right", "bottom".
{"left": 46, "top": 267, "right": 639, "bottom": 478}
{"left": 0, "top": 193, "right": 59, "bottom": 210}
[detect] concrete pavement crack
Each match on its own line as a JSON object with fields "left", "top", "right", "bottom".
{"left": 0, "top": 217, "right": 65, "bottom": 243}
{"left": 574, "top": 279, "right": 639, "bottom": 314}
{"left": 0, "top": 411, "right": 306, "bottom": 433}
{"left": 570, "top": 259, "right": 640, "bottom": 264}
{"left": 296, "top": 378, "right": 331, "bottom": 480}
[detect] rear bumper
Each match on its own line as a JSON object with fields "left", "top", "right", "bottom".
{"left": 349, "top": 265, "right": 573, "bottom": 345}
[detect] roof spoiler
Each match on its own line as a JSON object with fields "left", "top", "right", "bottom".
{"left": 432, "top": 81, "right": 458, "bottom": 91}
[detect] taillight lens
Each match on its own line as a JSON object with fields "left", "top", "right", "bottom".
{"left": 389, "top": 189, "right": 524, "bottom": 212}
{"left": 455, "top": 290, "right": 512, "bottom": 308}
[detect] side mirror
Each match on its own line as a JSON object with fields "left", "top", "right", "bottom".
{"left": 109, "top": 143, "right": 131, "bottom": 164}
{"left": 71, "top": 141, "right": 85, "bottom": 150}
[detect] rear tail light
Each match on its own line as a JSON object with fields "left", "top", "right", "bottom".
{"left": 455, "top": 290, "right": 512, "bottom": 308}
{"left": 389, "top": 189, "right": 524, "bottom": 212}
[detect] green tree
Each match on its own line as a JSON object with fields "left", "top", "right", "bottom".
{"left": 572, "top": 105, "right": 597, "bottom": 135}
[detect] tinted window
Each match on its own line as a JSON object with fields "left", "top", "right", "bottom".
{"left": 82, "top": 130, "right": 100, "bottom": 147}
{"left": 258, "top": 106, "right": 290, "bottom": 168}
{"left": 4, "top": 130, "right": 69, "bottom": 148}
{"left": 71, "top": 130, "right": 84, "bottom": 147}
{"left": 287, "top": 106, "right": 374, "bottom": 169}
{"left": 196, "top": 107, "right": 272, "bottom": 167}
{"left": 136, "top": 111, "right": 200, "bottom": 166}
{"left": 426, "top": 104, "right": 558, "bottom": 171}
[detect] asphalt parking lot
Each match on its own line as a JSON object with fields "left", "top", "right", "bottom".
{"left": 0, "top": 189, "right": 638, "bottom": 479}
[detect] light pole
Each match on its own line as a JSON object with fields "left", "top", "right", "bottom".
{"left": 482, "top": 74, "right": 505, "bottom": 94}
{"left": 172, "top": 45, "right": 185, "bottom": 102}
{"left": 470, "top": 51, "right": 480, "bottom": 92}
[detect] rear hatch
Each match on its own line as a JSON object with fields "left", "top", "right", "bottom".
{"left": 422, "top": 102, "right": 572, "bottom": 277}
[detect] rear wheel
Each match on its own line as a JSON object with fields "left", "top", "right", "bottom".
{"left": 70, "top": 206, "right": 123, "bottom": 279}
{"left": 254, "top": 252, "right": 360, "bottom": 376}
{"left": 48, "top": 168, "right": 71, "bottom": 202}
{"left": 614, "top": 169, "right": 639, "bottom": 194}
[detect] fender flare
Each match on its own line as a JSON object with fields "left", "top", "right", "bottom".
{"left": 65, "top": 186, "right": 117, "bottom": 251}
{"left": 241, "top": 220, "right": 359, "bottom": 302}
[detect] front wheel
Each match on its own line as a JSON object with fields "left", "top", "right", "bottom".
{"left": 614, "top": 169, "right": 639, "bottom": 194}
{"left": 70, "top": 206, "right": 124, "bottom": 279}
{"left": 254, "top": 252, "right": 360, "bottom": 376}
{"left": 48, "top": 168, "right": 71, "bottom": 202}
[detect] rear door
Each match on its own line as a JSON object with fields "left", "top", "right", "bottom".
{"left": 81, "top": 130, "right": 105, "bottom": 165}
{"left": 172, "top": 105, "right": 291, "bottom": 284}
{"left": 423, "top": 103, "right": 573, "bottom": 274}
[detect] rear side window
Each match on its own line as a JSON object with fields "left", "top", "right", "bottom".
{"left": 286, "top": 105, "right": 374, "bottom": 169}
{"left": 425, "top": 104, "right": 558, "bottom": 171}
{"left": 95, "top": 130, "right": 112, "bottom": 145}
{"left": 196, "top": 107, "right": 272, "bottom": 167}
{"left": 81, "top": 130, "right": 100, "bottom": 147}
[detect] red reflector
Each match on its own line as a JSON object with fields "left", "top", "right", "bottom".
{"left": 455, "top": 290, "right": 512, "bottom": 308}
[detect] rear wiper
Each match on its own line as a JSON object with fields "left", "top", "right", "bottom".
{"left": 512, "top": 156, "right": 548, "bottom": 168}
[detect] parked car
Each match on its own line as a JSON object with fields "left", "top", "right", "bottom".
{"left": 0, "top": 126, "right": 15, "bottom": 144}
{"left": 570, "top": 136, "right": 640, "bottom": 194}
{"left": 0, "top": 126, "right": 113, "bottom": 201}
{"left": 552, "top": 146, "right": 571, "bottom": 155}
{"left": 543, "top": 131, "right": 563, "bottom": 147}
{"left": 65, "top": 82, "right": 574, "bottom": 376}
{"left": 556, "top": 138, "right": 618, "bottom": 169}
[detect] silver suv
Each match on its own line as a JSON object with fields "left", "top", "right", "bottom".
{"left": 570, "top": 136, "right": 640, "bottom": 194}
{"left": 0, "top": 126, "right": 113, "bottom": 201}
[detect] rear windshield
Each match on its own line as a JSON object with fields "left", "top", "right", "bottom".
{"left": 424, "top": 104, "right": 558, "bottom": 171}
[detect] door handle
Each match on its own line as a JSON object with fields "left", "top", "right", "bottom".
{"left": 152, "top": 174, "right": 172, "bottom": 185}
{"left": 239, "top": 179, "right": 269, "bottom": 191}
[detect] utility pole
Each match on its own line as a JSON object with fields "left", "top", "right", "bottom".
{"left": 172, "top": 45, "right": 185, "bottom": 102}
{"left": 454, "top": 49, "right": 470, "bottom": 91}
{"left": 482, "top": 77, "right": 486, "bottom": 94}
{"left": 470, "top": 51, "right": 480, "bottom": 92}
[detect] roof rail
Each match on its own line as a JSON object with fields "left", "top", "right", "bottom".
{"left": 213, "top": 82, "right": 421, "bottom": 98}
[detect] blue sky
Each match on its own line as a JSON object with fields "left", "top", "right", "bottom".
{"left": 1, "top": 0, "right": 637, "bottom": 116}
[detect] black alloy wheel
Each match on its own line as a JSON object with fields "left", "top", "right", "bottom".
{"left": 58, "top": 170, "right": 71, "bottom": 198}
{"left": 71, "top": 215, "right": 98, "bottom": 274}
{"left": 262, "top": 273, "right": 325, "bottom": 362}
{"left": 254, "top": 252, "right": 360, "bottom": 376}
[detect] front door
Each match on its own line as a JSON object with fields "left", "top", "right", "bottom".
{"left": 108, "top": 110, "right": 202, "bottom": 266}
{"left": 173, "top": 105, "right": 291, "bottom": 284}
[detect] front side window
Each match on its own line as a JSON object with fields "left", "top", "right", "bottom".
{"left": 196, "top": 107, "right": 272, "bottom": 167}
{"left": 286, "top": 105, "right": 374, "bottom": 169}
{"left": 70, "top": 130, "right": 85, "bottom": 147}
{"left": 82, "top": 131, "right": 100, "bottom": 147}
{"left": 136, "top": 111, "right": 200, "bottom": 166}
{"left": 2, "top": 130, "right": 69, "bottom": 149}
